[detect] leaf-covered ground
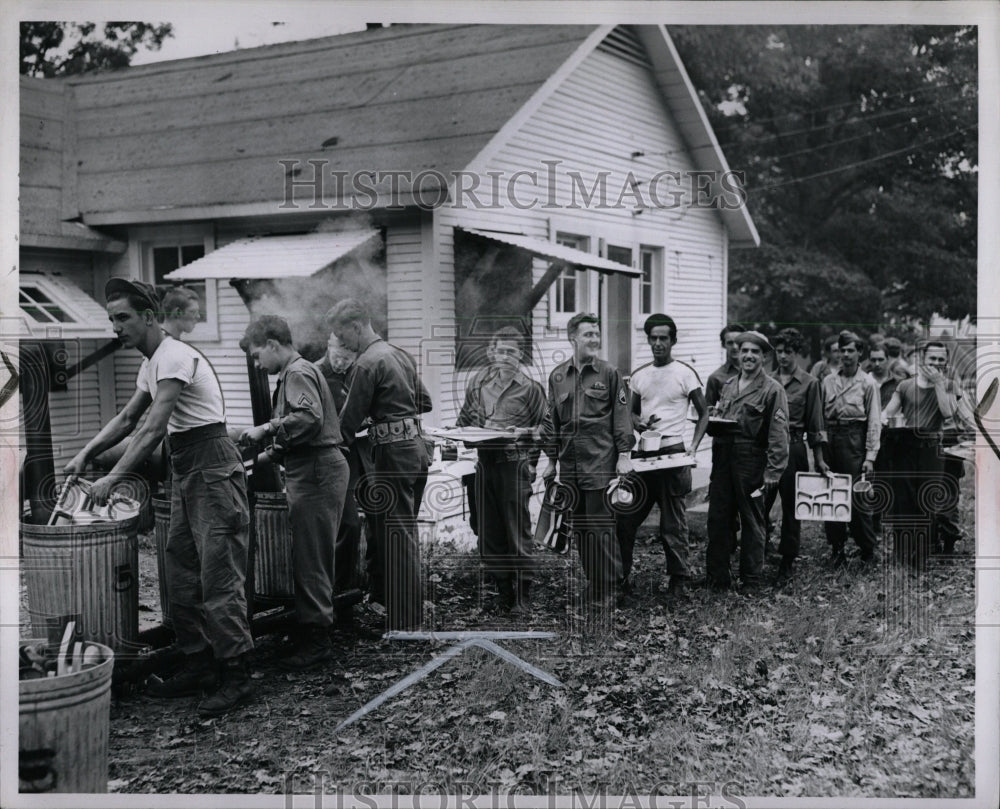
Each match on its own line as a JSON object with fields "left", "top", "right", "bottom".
{"left": 101, "top": 476, "right": 975, "bottom": 799}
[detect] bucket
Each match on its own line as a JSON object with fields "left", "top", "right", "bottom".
{"left": 151, "top": 496, "right": 172, "bottom": 627}
{"left": 21, "top": 518, "right": 139, "bottom": 650}
{"left": 639, "top": 430, "right": 662, "bottom": 453}
{"left": 19, "top": 639, "right": 114, "bottom": 793}
{"left": 253, "top": 492, "right": 294, "bottom": 599}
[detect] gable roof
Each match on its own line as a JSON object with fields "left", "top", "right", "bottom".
{"left": 63, "top": 24, "right": 594, "bottom": 223}
{"left": 20, "top": 76, "right": 126, "bottom": 252}
{"left": 22, "top": 23, "right": 757, "bottom": 246}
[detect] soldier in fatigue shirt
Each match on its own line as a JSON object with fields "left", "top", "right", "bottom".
{"left": 821, "top": 330, "right": 881, "bottom": 568}
{"left": 539, "top": 313, "right": 634, "bottom": 614}
{"left": 705, "top": 331, "right": 789, "bottom": 592}
{"left": 327, "top": 298, "right": 432, "bottom": 631}
{"left": 240, "top": 316, "right": 349, "bottom": 669}
{"left": 457, "top": 327, "right": 546, "bottom": 614}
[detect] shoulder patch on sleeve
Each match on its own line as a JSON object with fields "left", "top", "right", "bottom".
{"left": 775, "top": 407, "right": 787, "bottom": 424}
{"left": 297, "top": 392, "right": 314, "bottom": 408}
{"left": 618, "top": 387, "right": 627, "bottom": 405}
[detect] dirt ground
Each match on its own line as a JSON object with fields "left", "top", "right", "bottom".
{"left": 20, "top": 474, "right": 977, "bottom": 799}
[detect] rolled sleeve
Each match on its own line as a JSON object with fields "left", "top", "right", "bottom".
{"left": 765, "top": 386, "right": 790, "bottom": 482}
{"left": 864, "top": 378, "right": 881, "bottom": 462}
{"left": 804, "top": 377, "right": 827, "bottom": 447}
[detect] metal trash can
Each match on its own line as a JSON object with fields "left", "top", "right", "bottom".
{"left": 21, "top": 518, "right": 139, "bottom": 650}
{"left": 19, "top": 639, "right": 114, "bottom": 793}
{"left": 253, "top": 491, "right": 295, "bottom": 599}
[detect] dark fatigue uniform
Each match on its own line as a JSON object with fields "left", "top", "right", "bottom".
{"left": 705, "top": 358, "right": 741, "bottom": 554}
{"left": 316, "top": 356, "right": 374, "bottom": 597}
{"left": 457, "top": 365, "right": 546, "bottom": 607}
{"left": 706, "top": 373, "right": 789, "bottom": 588}
{"left": 268, "top": 355, "right": 349, "bottom": 628}
{"left": 821, "top": 369, "right": 881, "bottom": 561}
{"left": 339, "top": 337, "right": 432, "bottom": 631}
{"left": 705, "top": 359, "right": 740, "bottom": 408}
{"left": 870, "top": 374, "right": 900, "bottom": 533}
{"left": 763, "top": 366, "right": 825, "bottom": 566}
{"left": 883, "top": 377, "right": 960, "bottom": 567}
{"left": 540, "top": 357, "right": 634, "bottom": 603}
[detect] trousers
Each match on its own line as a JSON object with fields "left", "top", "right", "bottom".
{"left": 763, "top": 439, "right": 809, "bottom": 560}
{"left": 166, "top": 433, "right": 254, "bottom": 660}
{"left": 284, "top": 449, "right": 349, "bottom": 626}
{"left": 473, "top": 457, "right": 535, "bottom": 585}
{"left": 616, "top": 444, "right": 692, "bottom": 580}
{"left": 364, "top": 438, "right": 428, "bottom": 630}
{"left": 706, "top": 442, "right": 766, "bottom": 586}
{"left": 823, "top": 425, "right": 877, "bottom": 558}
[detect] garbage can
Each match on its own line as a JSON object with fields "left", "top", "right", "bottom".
{"left": 253, "top": 491, "right": 294, "bottom": 599}
{"left": 21, "top": 517, "right": 139, "bottom": 650}
{"left": 19, "top": 639, "right": 114, "bottom": 793}
{"left": 151, "top": 496, "right": 172, "bottom": 627}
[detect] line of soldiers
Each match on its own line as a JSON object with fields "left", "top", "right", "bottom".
{"left": 64, "top": 277, "right": 967, "bottom": 719}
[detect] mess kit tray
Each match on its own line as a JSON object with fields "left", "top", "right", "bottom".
{"left": 629, "top": 454, "right": 697, "bottom": 472}
{"left": 425, "top": 426, "right": 534, "bottom": 445}
{"left": 794, "top": 472, "right": 852, "bottom": 522}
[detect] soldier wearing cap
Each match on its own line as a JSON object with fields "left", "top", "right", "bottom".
{"left": 706, "top": 330, "right": 789, "bottom": 591}
{"left": 457, "top": 326, "right": 546, "bottom": 614}
{"left": 65, "top": 278, "right": 254, "bottom": 717}
{"left": 539, "top": 313, "right": 634, "bottom": 613}
{"left": 327, "top": 298, "right": 432, "bottom": 631}
{"left": 821, "top": 330, "right": 881, "bottom": 567}
{"left": 766, "top": 327, "right": 828, "bottom": 581}
{"left": 240, "top": 316, "right": 349, "bottom": 667}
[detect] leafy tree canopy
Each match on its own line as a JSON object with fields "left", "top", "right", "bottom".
{"left": 20, "top": 22, "right": 174, "bottom": 77}
{"left": 670, "top": 25, "right": 977, "bottom": 351}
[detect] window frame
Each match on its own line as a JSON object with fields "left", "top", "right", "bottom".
{"left": 634, "top": 245, "right": 662, "bottom": 322}
{"left": 140, "top": 229, "right": 219, "bottom": 341}
{"left": 548, "top": 232, "right": 591, "bottom": 328}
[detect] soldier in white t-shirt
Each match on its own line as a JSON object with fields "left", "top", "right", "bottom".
{"left": 616, "top": 314, "right": 709, "bottom": 598}
{"left": 65, "top": 278, "right": 254, "bottom": 718}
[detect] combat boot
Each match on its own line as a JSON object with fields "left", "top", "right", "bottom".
{"left": 497, "top": 579, "right": 516, "bottom": 613}
{"left": 197, "top": 655, "right": 253, "bottom": 718}
{"left": 147, "top": 649, "right": 217, "bottom": 698}
{"left": 510, "top": 580, "right": 532, "bottom": 617}
{"left": 277, "top": 625, "right": 335, "bottom": 670}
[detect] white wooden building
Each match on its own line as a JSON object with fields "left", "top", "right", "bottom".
{"left": 19, "top": 24, "right": 758, "bottom": 515}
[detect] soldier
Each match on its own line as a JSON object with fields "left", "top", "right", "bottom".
{"left": 821, "top": 330, "right": 881, "bottom": 568}
{"left": 539, "top": 313, "right": 634, "bottom": 614}
{"left": 705, "top": 331, "right": 789, "bottom": 592}
{"left": 457, "top": 326, "right": 546, "bottom": 614}
{"left": 617, "top": 314, "right": 708, "bottom": 599}
{"left": 315, "top": 332, "right": 373, "bottom": 620}
{"left": 705, "top": 323, "right": 747, "bottom": 408}
{"left": 327, "top": 298, "right": 432, "bottom": 631}
{"left": 881, "top": 341, "right": 961, "bottom": 565}
{"left": 810, "top": 334, "right": 841, "bottom": 382}
{"left": 65, "top": 278, "right": 254, "bottom": 717}
{"left": 883, "top": 336, "right": 913, "bottom": 381}
{"left": 239, "top": 316, "right": 349, "bottom": 668}
{"left": 160, "top": 286, "right": 201, "bottom": 340}
{"left": 765, "top": 328, "right": 828, "bottom": 582}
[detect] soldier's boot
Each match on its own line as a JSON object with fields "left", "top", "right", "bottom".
{"left": 277, "top": 625, "right": 336, "bottom": 671}
{"left": 197, "top": 656, "right": 253, "bottom": 718}
{"left": 147, "top": 649, "right": 217, "bottom": 698}
{"left": 510, "top": 580, "right": 532, "bottom": 617}
{"left": 497, "top": 579, "right": 516, "bottom": 612}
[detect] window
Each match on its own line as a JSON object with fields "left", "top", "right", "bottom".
{"left": 18, "top": 273, "right": 116, "bottom": 339}
{"left": 637, "top": 246, "right": 661, "bottom": 316}
{"left": 142, "top": 237, "right": 218, "bottom": 340}
{"left": 549, "top": 233, "right": 589, "bottom": 326}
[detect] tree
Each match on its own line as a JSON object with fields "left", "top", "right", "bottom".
{"left": 670, "top": 25, "right": 977, "bottom": 352}
{"left": 20, "top": 22, "right": 174, "bottom": 77}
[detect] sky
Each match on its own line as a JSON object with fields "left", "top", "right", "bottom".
{"left": 129, "top": 19, "right": 367, "bottom": 65}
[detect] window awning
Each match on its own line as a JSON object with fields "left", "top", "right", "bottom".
{"left": 164, "top": 230, "right": 381, "bottom": 281}
{"left": 458, "top": 227, "right": 641, "bottom": 277}
{"left": 19, "top": 273, "right": 116, "bottom": 340}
